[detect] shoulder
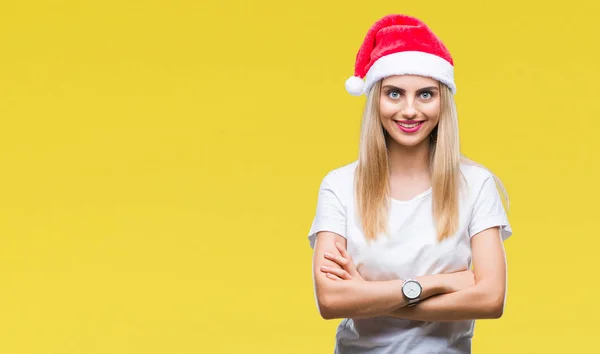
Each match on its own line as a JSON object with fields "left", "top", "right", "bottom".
{"left": 460, "top": 160, "right": 496, "bottom": 187}
{"left": 322, "top": 159, "right": 358, "bottom": 185}
{"left": 459, "top": 159, "right": 507, "bottom": 205}
{"left": 319, "top": 160, "right": 358, "bottom": 201}
{"left": 329, "top": 159, "right": 358, "bottom": 180}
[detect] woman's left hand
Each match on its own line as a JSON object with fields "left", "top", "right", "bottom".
{"left": 321, "top": 242, "right": 364, "bottom": 282}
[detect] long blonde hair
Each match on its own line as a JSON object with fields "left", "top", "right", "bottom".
{"left": 354, "top": 80, "right": 509, "bottom": 241}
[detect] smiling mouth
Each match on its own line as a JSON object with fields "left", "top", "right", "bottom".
{"left": 394, "top": 121, "right": 424, "bottom": 128}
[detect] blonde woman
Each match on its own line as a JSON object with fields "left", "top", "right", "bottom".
{"left": 307, "top": 14, "right": 513, "bottom": 354}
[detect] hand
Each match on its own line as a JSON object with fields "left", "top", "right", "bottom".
{"left": 320, "top": 242, "right": 364, "bottom": 282}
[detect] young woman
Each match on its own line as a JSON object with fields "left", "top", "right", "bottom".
{"left": 307, "top": 14, "right": 513, "bottom": 353}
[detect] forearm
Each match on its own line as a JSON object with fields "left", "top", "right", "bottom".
{"left": 386, "top": 284, "right": 504, "bottom": 321}
{"left": 317, "top": 274, "right": 448, "bottom": 320}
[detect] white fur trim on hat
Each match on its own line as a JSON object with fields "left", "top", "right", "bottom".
{"left": 363, "top": 51, "right": 456, "bottom": 95}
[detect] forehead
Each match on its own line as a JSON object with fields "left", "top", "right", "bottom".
{"left": 381, "top": 75, "right": 439, "bottom": 89}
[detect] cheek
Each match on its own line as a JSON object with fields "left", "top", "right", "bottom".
{"left": 423, "top": 102, "right": 441, "bottom": 122}
{"left": 379, "top": 99, "right": 399, "bottom": 118}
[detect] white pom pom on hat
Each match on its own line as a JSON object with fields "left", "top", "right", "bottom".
{"left": 345, "top": 14, "right": 456, "bottom": 96}
{"left": 345, "top": 76, "right": 365, "bottom": 96}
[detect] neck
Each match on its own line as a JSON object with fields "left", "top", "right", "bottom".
{"left": 386, "top": 137, "right": 432, "bottom": 179}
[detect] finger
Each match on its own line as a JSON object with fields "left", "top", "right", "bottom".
{"left": 323, "top": 252, "right": 349, "bottom": 267}
{"left": 321, "top": 266, "right": 352, "bottom": 280}
{"left": 335, "top": 242, "right": 359, "bottom": 276}
{"left": 335, "top": 242, "right": 351, "bottom": 260}
{"left": 325, "top": 273, "right": 341, "bottom": 281}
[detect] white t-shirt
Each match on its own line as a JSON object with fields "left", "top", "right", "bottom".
{"left": 307, "top": 160, "right": 512, "bottom": 354}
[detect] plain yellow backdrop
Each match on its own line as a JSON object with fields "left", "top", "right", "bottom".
{"left": 0, "top": 0, "right": 598, "bottom": 353}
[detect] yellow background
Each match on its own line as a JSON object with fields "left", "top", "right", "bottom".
{"left": 0, "top": 0, "right": 598, "bottom": 353}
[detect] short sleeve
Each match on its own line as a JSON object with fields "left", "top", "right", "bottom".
{"left": 307, "top": 171, "right": 347, "bottom": 249}
{"left": 468, "top": 173, "right": 513, "bottom": 241}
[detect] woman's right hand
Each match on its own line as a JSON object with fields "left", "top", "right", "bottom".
{"left": 321, "top": 241, "right": 365, "bottom": 282}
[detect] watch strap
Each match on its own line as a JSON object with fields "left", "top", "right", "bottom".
{"left": 407, "top": 298, "right": 420, "bottom": 307}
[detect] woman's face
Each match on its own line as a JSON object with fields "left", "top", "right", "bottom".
{"left": 379, "top": 75, "right": 441, "bottom": 148}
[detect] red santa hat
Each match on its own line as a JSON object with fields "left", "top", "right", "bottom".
{"left": 345, "top": 14, "right": 456, "bottom": 96}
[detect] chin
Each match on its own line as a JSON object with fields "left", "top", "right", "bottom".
{"left": 394, "top": 137, "right": 427, "bottom": 147}
{"left": 387, "top": 131, "right": 431, "bottom": 148}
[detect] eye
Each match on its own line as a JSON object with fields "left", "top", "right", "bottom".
{"left": 387, "top": 90, "right": 401, "bottom": 99}
{"left": 419, "top": 91, "right": 433, "bottom": 99}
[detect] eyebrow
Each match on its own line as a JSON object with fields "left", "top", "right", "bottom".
{"left": 382, "top": 85, "right": 439, "bottom": 92}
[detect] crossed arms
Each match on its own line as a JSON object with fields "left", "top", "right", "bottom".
{"left": 312, "top": 227, "right": 507, "bottom": 321}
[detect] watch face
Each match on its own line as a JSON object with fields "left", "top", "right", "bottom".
{"left": 402, "top": 280, "right": 422, "bottom": 300}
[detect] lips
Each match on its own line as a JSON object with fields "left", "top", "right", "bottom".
{"left": 394, "top": 120, "right": 424, "bottom": 133}
{"left": 396, "top": 121, "right": 422, "bottom": 128}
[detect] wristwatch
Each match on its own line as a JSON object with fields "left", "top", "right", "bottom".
{"left": 402, "top": 278, "right": 422, "bottom": 307}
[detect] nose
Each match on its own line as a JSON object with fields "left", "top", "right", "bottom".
{"left": 401, "top": 105, "right": 417, "bottom": 119}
